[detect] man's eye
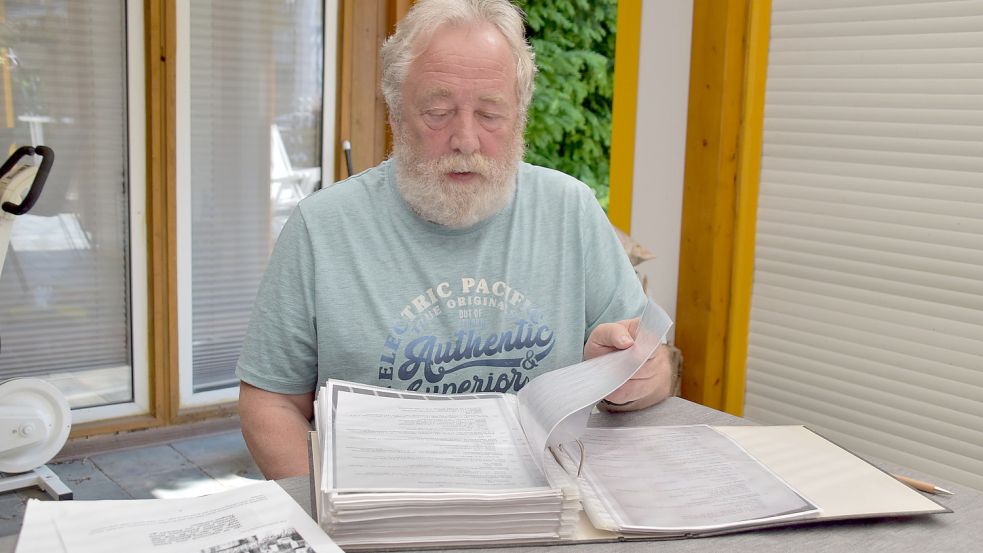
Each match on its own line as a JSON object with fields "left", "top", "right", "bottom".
{"left": 478, "top": 112, "right": 501, "bottom": 120}
{"left": 423, "top": 110, "right": 451, "bottom": 121}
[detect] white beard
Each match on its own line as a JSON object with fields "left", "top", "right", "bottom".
{"left": 393, "top": 127, "right": 524, "bottom": 229}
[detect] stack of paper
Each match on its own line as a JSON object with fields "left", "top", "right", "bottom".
{"left": 312, "top": 299, "right": 674, "bottom": 549}
{"left": 313, "top": 382, "right": 582, "bottom": 548}
{"left": 15, "top": 481, "right": 340, "bottom": 553}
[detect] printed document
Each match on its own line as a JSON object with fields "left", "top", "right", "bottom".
{"left": 15, "top": 481, "right": 340, "bottom": 553}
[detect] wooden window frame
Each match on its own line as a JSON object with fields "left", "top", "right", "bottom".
{"left": 73, "top": 0, "right": 406, "bottom": 438}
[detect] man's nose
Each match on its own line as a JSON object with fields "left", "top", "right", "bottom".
{"left": 449, "top": 113, "right": 479, "bottom": 155}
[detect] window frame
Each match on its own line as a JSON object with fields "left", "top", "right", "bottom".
{"left": 69, "top": 0, "right": 414, "bottom": 436}
{"left": 10, "top": 0, "right": 153, "bottom": 427}
{"left": 174, "top": 0, "right": 339, "bottom": 410}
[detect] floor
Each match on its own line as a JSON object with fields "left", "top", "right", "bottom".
{"left": 0, "top": 429, "right": 263, "bottom": 547}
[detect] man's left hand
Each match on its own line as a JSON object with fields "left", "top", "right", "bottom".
{"left": 584, "top": 318, "right": 673, "bottom": 411}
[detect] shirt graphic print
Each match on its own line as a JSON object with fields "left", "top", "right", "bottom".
{"left": 376, "top": 276, "right": 556, "bottom": 394}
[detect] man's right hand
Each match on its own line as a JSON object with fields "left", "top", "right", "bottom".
{"left": 238, "top": 382, "right": 315, "bottom": 480}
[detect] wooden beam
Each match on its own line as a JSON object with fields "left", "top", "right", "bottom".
{"left": 675, "top": 0, "right": 750, "bottom": 411}
{"left": 608, "top": 0, "right": 642, "bottom": 233}
{"left": 0, "top": 2, "right": 12, "bottom": 130}
{"left": 724, "top": 0, "right": 771, "bottom": 415}
{"left": 336, "top": 0, "right": 401, "bottom": 181}
{"left": 146, "top": 0, "right": 177, "bottom": 426}
{"left": 336, "top": 0, "right": 353, "bottom": 181}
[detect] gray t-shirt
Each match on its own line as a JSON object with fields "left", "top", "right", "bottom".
{"left": 236, "top": 159, "right": 646, "bottom": 395}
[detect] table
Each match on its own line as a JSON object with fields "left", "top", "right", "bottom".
{"left": 281, "top": 397, "right": 983, "bottom": 552}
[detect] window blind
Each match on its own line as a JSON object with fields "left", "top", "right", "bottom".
{"left": 0, "top": 1, "right": 131, "bottom": 408}
{"left": 745, "top": 0, "right": 983, "bottom": 491}
{"left": 189, "top": 0, "right": 323, "bottom": 392}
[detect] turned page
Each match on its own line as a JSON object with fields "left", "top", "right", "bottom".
{"left": 517, "top": 299, "right": 673, "bottom": 466}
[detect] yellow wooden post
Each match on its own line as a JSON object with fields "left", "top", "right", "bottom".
{"left": 723, "top": 0, "right": 771, "bottom": 415}
{"left": 608, "top": 0, "right": 642, "bottom": 233}
{"left": 676, "top": 0, "right": 746, "bottom": 410}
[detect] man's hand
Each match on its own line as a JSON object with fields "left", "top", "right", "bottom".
{"left": 584, "top": 318, "right": 672, "bottom": 411}
{"left": 239, "top": 382, "right": 315, "bottom": 480}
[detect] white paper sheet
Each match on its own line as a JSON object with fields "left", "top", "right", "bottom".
{"left": 572, "top": 426, "right": 818, "bottom": 532}
{"left": 517, "top": 299, "right": 673, "bottom": 464}
{"left": 329, "top": 390, "right": 547, "bottom": 492}
{"left": 16, "top": 481, "right": 341, "bottom": 553}
{"left": 13, "top": 501, "right": 67, "bottom": 553}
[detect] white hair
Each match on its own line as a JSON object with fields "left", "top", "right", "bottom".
{"left": 380, "top": 0, "right": 536, "bottom": 125}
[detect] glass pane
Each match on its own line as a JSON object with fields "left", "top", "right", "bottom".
{"left": 190, "top": 0, "right": 323, "bottom": 392}
{"left": 0, "top": 1, "right": 131, "bottom": 408}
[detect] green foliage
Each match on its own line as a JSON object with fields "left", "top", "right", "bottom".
{"left": 515, "top": 0, "right": 618, "bottom": 210}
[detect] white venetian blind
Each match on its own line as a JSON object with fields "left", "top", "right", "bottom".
{"left": 745, "top": 0, "right": 983, "bottom": 492}
{"left": 189, "top": 0, "right": 323, "bottom": 392}
{"left": 0, "top": 1, "right": 132, "bottom": 408}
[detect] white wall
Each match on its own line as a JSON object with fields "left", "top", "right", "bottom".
{"left": 629, "top": 0, "right": 693, "bottom": 339}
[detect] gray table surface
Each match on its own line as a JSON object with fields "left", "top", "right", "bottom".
{"left": 283, "top": 397, "right": 983, "bottom": 553}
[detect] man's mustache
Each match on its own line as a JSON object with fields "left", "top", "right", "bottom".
{"left": 433, "top": 153, "right": 493, "bottom": 176}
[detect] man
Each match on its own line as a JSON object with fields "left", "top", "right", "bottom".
{"left": 237, "top": 0, "right": 672, "bottom": 480}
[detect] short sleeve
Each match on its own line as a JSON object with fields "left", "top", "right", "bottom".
{"left": 580, "top": 192, "right": 647, "bottom": 343}
{"left": 236, "top": 207, "right": 319, "bottom": 394}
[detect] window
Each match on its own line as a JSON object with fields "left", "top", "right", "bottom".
{"left": 0, "top": 0, "right": 148, "bottom": 422}
{"left": 177, "top": 0, "right": 327, "bottom": 406}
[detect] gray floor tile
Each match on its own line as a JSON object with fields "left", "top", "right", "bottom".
{"left": 0, "top": 493, "right": 27, "bottom": 538}
{"left": 111, "top": 465, "right": 219, "bottom": 499}
{"left": 195, "top": 459, "right": 263, "bottom": 484}
{"left": 89, "top": 444, "right": 194, "bottom": 481}
{"left": 169, "top": 431, "right": 250, "bottom": 465}
{"left": 170, "top": 431, "right": 263, "bottom": 481}
{"left": 48, "top": 459, "right": 131, "bottom": 500}
{"left": 89, "top": 445, "right": 213, "bottom": 499}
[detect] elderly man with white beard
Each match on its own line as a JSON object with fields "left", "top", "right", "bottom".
{"left": 236, "top": 0, "right": 673, "bottom": 480}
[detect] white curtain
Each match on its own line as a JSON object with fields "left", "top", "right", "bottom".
{"left": 745, "top": 0, "right": 983, "bottom": 491}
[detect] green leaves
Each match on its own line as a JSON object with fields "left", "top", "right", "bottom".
{"left": 517, "top": 0, "right": 617, "bottom": 209}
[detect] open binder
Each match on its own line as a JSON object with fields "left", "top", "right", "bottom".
{"left": 308, "top": 413, "right": 948, "bottom": 550}
{"left": 308, "top": 300, "right": 948, "bottom": 549}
